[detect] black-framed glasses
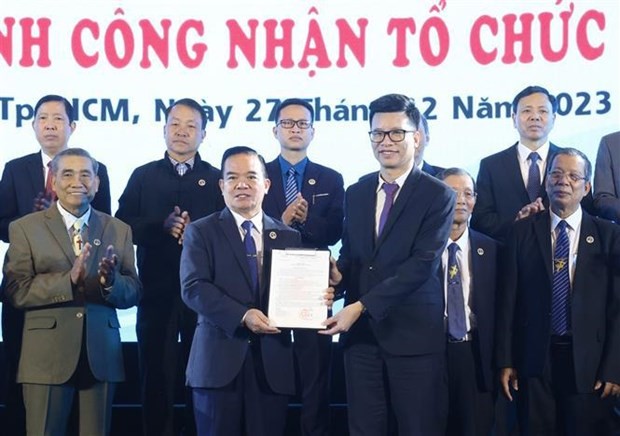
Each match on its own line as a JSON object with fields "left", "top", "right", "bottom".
{"left": 368, "top": 129, "right": 416, "bottom": 143}
{"left": 277, "top": 119, "right": 313, "bottom": 129}
{"left": 547, "top": 170, "right": 587, "bottom": 183}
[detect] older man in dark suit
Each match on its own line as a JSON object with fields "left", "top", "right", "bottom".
{"left": 322, "top": 94, "right": 455, "bottom": 435}
{"left": 497, "top": 148, "right": 620, "bottom": 435}
{"left": 3, "top": 148, "right": 140, "bottom": 435}
{"left": 0, "top": 94, "right": 111, "bottom": 435}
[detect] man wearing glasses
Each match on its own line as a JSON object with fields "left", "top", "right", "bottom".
{"left": 262, "top": 98, "right": 344, "bottom": 436}
{"left": 321, "top": 94, "right": 454, "bottom": 435}
{"left": 497, "top": 148, "right": 620, "bottom": 434}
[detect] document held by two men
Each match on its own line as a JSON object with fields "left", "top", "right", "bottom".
{"left": 268, "top": 249, "right": 330, "bottom": 329}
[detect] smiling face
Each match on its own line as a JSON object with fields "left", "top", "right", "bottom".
{"left": 512, "top": 92, "right": 556, "bottom": 147}
{"left": 219, "top": 153, "right": 271, "bottom": 219}
{"left": 443, "top": 173, "right": 476, "bottom": 226}
{"left": 164, "top": 104, "right": 205, "bottom": 162}
{"left": 545, "top": 153, "right": 591, "bottom": 218}
{"left": 370, "top": 111, "right": 419, "bottom": 178}
{"left": 273, "top": 104, "right": 315, "bottom": 153}
{"left": 32, "top": 101, "right": 75, "bottom": 157}
{"left": 52, "top": 155, "right": 99, "bottom": 217}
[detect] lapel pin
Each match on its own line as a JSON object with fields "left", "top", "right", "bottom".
{"left": 586, "top": 235, "right": 594, "bottom": 244}
{"left": 269, "top": 231, "right": 277, "bottom": 240}
{"left": 477, "top": 248, "right": 484, "bottom": 256}
{"left": 198, "top": 179, "right": 206, "bottom": 186}
{"left": 308, "top": 179, "right": 316, "bottom": 185}
{"left": 93, "top": 239, "right": 102, "bottom": 246}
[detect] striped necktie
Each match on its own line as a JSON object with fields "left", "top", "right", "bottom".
{"left": 551, "top": 220, "right": 571, "bottom": 335}
{"left": 285, "top": 167, "right": 298, "bottom": 206}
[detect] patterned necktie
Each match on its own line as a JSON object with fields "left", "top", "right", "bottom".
{"left": 378, "top": 183, "right": 399, "bottom": 236}
{"left": 45, "top": 162, "right": 56, "bottom": 201}
{"left": 72, "top": 221, "right": 84, "bottom": 256}
{"left": 551, "top": 220, "right": 571, "bottom": 335}
{"left": 527, "top": 152, "right": 541, "bottom": 202}
{"left": 176, "top": 162, "right": 189, "bottom": 176}
{"left": 241, "top": 220, "right": 259, "bottom": 293}
{"left": 285, "top": 167, "right": 298, "bottom": 206}
{"left": 447, "top": 242, "right": 467, "bottom": 340}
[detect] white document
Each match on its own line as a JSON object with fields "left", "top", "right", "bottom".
{"left": 268, "top": 249, "right": 330, "bottom": 329}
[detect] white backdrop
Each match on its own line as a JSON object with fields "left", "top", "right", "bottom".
{"left": 2, "top": 0, "right": 619, "bottom": 340}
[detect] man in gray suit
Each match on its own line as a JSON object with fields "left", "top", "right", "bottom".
{"left": 3, "top": 148, "right": 141, "bottom": 436}
{"left": 594, "top": 131, "right": 620, "bottom": 222}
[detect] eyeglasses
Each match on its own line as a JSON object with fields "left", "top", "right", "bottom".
{"left": 368, "top": 129, "right": 416, "bottom": 143}
{"left": 547, "top": 170, "right": 587, "bottom": 183}
{"left": 452, "top": 189, "right": 477, "bottom": 200}
{"left": 277, "top": 119, "right": 313, "bottom": 129}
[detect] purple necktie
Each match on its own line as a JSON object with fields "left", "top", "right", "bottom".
{"left": 378, "top": 183, "right": 399, "bottom": 236}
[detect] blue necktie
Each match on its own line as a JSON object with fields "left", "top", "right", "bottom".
{"left": 241, "top": 220, "right": 259, "bottom": 293}
{"left": 527, "top": 152, "right": 541, "bottom": 202}
{"left": 285, "top": 167, "right": 298, "bottom": 206}
{"left": 551, "top": 220, "right": 571, "bottom": 335}
{"left": 378, "top": 183, "right": 399, "bottom": 236}
{"left": 447, "top": 242, "right": 467, "bottom": 340}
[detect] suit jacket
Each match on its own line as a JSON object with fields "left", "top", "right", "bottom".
{"left": 421, "top": 161, "right": 445, "bottom": 177}
{"left": 180, "top": 208, "right": 301, "bottom": 395}
{"left": 466, "top": 229, "right": 499, "bottom": 391}
{"left": 338, "top": 168, "right": 455, "bottom": 355}
{"left": 594, "top": 131, "right": 620, "bottom": 222}
{"left": 115, "top": 152, "right": 224, "bottom": 303}
{"left": 263, "top": 158, "right": 344, "bottom": 249}
{"left": 495, "top": 210, "right": 620, "bottom": 392}
{"left": 471, "top": 142, "right": 595, "bottom": 241}
{"left": 3, "top": 205, "right": 141, "bottom": 385}
{"left": 0, "top": 152, "right": 111, "bottom": 243}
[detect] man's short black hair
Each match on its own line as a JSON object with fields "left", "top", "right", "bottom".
{"left": 221, "top": 146, "right": 268, "bottom": 178}
{"left": 34, "top": 95, "right": 74, "bottom": 123}
{"left": 511, "top": 86, "right": 558, "bottom": 114}
{"left": 166, "top": 98, "right": 208, "bottom": 129}
{"left": 368, "top": 94, "right": 420, "bottom": 129}
{"left": 274, "top": 98, "right": 314, "bottom": 123}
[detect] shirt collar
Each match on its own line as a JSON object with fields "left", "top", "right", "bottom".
{"left": 230, "top": 209, "right": 264, "bottom": 234}
{"left": 449, "top": 227, "right": 470, "bottom": 252}
{"left": 517, "top": 141, "right": 550, "bottom": 164}
{"left": 278, "top": 155, "right": 308, "bottom": 176}
{"left": 168, "top": 154, "right": 195, "bottom": 169}
{"left": 550, "top": 206, "right": 582, "bottom": 232}
{"left": 56, "top": 201, "right": 91, "bottom": 232}
{"left": 376, "top": 163, "right": 414, "bottom": 193}
{"left": 40, "top": 150, "right": 53, "bottom": 168}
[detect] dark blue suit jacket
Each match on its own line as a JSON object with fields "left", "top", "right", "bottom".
{"left": 180, "top": 208, "right": 301, "bottom": 395}
{"left": 263, "top": 158, "right": 344, "bottom": 250}
{"left": 421, "top": 161, "right": 445, "bottom": 178}
{"left": 496, "top": 210, "right": 620, "bottom": 392}
{"left": 471, "top": 143, "right": 594, "bottom": 241}
{"left": 467, "top": 229, "right": 499, "bottom": 391}
{"left": 0, "top": 152, "right": 111, "bottom": 243}
{"left": 338, "top": 168, "right": 455, "bottom": 355}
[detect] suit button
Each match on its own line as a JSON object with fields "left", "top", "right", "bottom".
{"left": 76, "top": 312, "right": 83, "bottom": 318}
{"left": 369, "top": 266, "right": 373, "bottom": 270}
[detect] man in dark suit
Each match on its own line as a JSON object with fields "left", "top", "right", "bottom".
{"left": 115, "top": 98, "right": 224, "bottom": 436}
{"left": 3, "top": 147, "right": 140, "bottom": 435}
{"left": 0, "top": 94, "right": 111, "bottom": 435}
{"left": 181, "top": 146, "right": 335, "bottom": 436}
{"left": 321, "top": 94, "right": 455, "bottom": 435}
{"left": 594, "top": 131, "right": 620, "bottom": 222}
{"left": 471, "top": 85, "right": 593, "bottom": 242}
{"left": 262, "top": 98, "right": 344, "bottom": 436}
{"left": 437, "top": 168, "right": 499, "bottom": 436}
{"left": 416, "top": 114, "right": 445, "bottom": 177}
{"left": 497, "top": 148, "right": 620, "bottom": 435}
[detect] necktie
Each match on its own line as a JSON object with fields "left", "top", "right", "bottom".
{"left": 551, "top": 220, "right": 571, "bottom": 335}
{"left": 45, "top": 162, "right": 56, "bottom": 201}
{"left": 526, "top": 152, "right": 541, "bottom": 202}
{"left": 447, "top": 242, "right": 467, "bottom": 340}
{"left": 241, "top": 220, "right": 259, "bottom": 293}
{"left": 176, "top": 162, "right": 189, "bottom": 176}
{"left": 72, "top": 221, "right": 84, "bottom": 256}
{"left": 378, "top": 183, "right": 399, "bottom": 236}
{"left": 285, "top": 167, "right": 298, "bottom": 206}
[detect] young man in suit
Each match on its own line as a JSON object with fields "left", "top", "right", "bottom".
{"left": 471, "top": 85, "right": 593, "bottom": 242}
{"left": 3, "top": 148, "right": 140, "bottom": 435}
{"left": 321, "top": 94, "right": 455, "bottom": 435}
{"left": 594, "top": 130, "right": 620, "bottom": 222}
{"left": 0, "top": 94, "right": 111, "bottom": 435}
{"left": 497, "top": 148, "right": 620, "bottom": 434}
{"left": 180, "top": 146, "right": 335, "bottom": 436}
{"left": 115, "top": 98, "right": 224, "bottom": 436}
{"left": 262, "top": 98, "right": 344, "bottom": 436}
{"left": 437, "top": 168, "right": 499, "bottom": 436}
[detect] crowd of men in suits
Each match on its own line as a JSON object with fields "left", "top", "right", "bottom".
{"left": 0, "top": 88, "right": 619, "bottom": 436}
